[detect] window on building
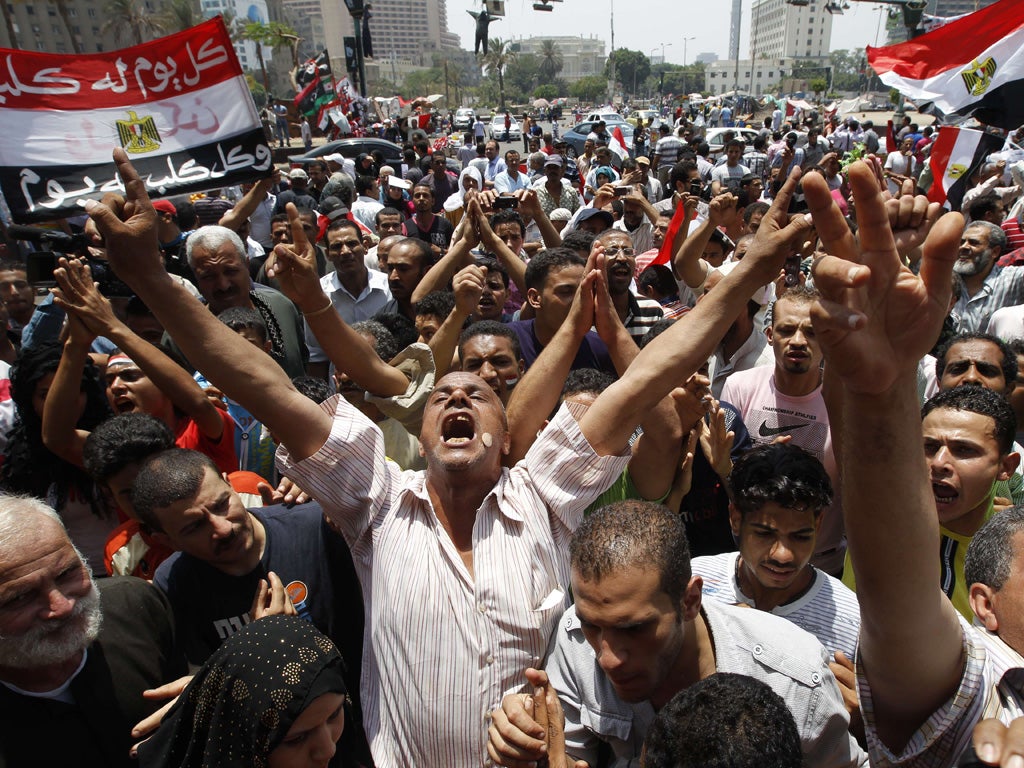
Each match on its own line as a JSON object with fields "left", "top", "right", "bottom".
{"left": 87, "top": 8, "right": 95, "bottom": 15}
{"left": 47, "top": 6, "right": 55, "bottom": 15}
{"left": 25, "top": 6, "right": 34, "bottom": 14}
{"left": 51, "top": 23, "right": 59, "bottom": 32}
{"left": 67, "top": 7, "right": 76, "bottom": 15}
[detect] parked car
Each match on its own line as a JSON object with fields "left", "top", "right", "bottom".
{"left": 585, "top": 110, "right": 623, "bottom": 124}
{"left": 628, "top": 109, "right": 661, "bottom": 127}
{"left": 703, "top": 127, "right": 762, "bottom": 160}
{"left": 562, "top": 120, "right": 635, "bottom": 158}
{"left": 288, "top": 137, "right": 404, "bottom": 168}
{"left": 453, "top": 108, "right": 476, "bottom": 132}
{"left": 488, "top": 114, "right": 522, "bottom": 141}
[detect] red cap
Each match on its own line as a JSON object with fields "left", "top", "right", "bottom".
{"left": 152, "top": 199, "right": 177, "bottom": 216}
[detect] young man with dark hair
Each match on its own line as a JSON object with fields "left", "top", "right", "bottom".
{"left": 457, "top": 320, "right": 524, "bottom": 405}
{"left": 694, "top": 443, "right": 860, "bottom": 659}
{"left": 488, "top": 500, "right": 865, "bottom": 767}
{"left": 472, "top": 256, "right": 511, "bottom": 322}
{"left": 508, "top": 248, "right": 615, "bottom": 374}
{"left": 413, "top": 291, "right": 455, "bottom": 343}
{"left": 405, "top": 183, "right": 455, "bottom": 256}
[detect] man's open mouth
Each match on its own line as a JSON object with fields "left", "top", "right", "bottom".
{"left": 442, "top": 413, "right": 476, "bottom": 445}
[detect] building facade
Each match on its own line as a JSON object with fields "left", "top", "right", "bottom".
{"left": 750, "top": 0, "right": 833, "bottom": 61}
{"left": 512, "top": 35, "right": 606, "bottom": 83}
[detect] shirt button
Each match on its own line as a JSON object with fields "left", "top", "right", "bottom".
{"left": 478, "top": 603, "right": 487, "bottom": 613}
{"left": 486, "top": 654, "right": 494, "bottom": 665}
{"left": 811, "top": 672, "right": 821, "bottom": 684}
{"left": 753, "top": 644, "right": 763, "bottom": 655}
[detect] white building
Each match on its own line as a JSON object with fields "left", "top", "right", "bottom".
{"left": 705, "top": 57, "right": 791, "bottom": 96}
{"left": 511, "top": 35, "right": 606, "bottom": 83}
{"left": 201, "top": 0, "right": 274, "bottom": 72}
{"left": 750, "top": 0, "right": 833, "bottom": 61}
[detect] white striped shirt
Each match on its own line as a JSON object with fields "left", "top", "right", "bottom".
{"left": 858, "top": 617, "right": 1024, "bottom": 768}
{"left": 277, "top": 395, "right": 631, "bottom": 767}
{"left": 692, "top": 552, "right": 861, "bottom": 660}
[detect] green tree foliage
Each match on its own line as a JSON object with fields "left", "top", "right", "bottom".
{"left": 503, "top": 53, "right": 540, "bottom": 102}
{"left": 161, "top": 0, "right": 201, "bottom": 33}
{"left": 829, "top": 48, "right": 867, "bottom": 91}
{"left": 240, "top": 21, "right": 300, "bottom": 93}
{"left": 102, "top": 0, "right": 165, "bottom": 46}
{"left": 482, "top": 38, "right": 517, "bottom": 109}
{"left": 538, "top": 39, "right": 564, "bottom": 83}
{"left": 605, "top": 49, "right": 650, "bottom": 90}
{"left": 534, "top": 83, "right": 558, "bottom": 100}
{"left": 570, "top": 75, "right": 607, "bottom": 103}
{"left": 810, "top": 77, "right": 828, "bottom": 100}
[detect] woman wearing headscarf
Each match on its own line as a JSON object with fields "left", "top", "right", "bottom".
{"left": 442, "top": 166, "right": 482, "bottom": 227}
{"left": 138, "top": 616, "right": 358, "bottom": 768}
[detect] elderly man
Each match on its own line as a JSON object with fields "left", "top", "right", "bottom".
{"left": 81, "top": 148, "right": 812, "bottom": 767}
{"left": 0, "top": 495, "right": 186, "bottom": 767}
{"left": 956, "top": 220, "right": 1024, "bottom": 333}
{"left": 185, "top": 226, "right": 309, "bottom": 379}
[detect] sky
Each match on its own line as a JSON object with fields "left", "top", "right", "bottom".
{"left": 446, "top": 0, "right": 892, "bottom": 65}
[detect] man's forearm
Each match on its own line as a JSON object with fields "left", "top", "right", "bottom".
{"left": 411, "top": 238, "right": 473, "bottom": 304}
{"left": 672, "top": 217, "right": 713, "bottom": 287}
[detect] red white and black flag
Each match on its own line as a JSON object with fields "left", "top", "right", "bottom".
{"left": 927, "top": 126, "right": 1005, "bottom": 210}
{"left": 867, "top": 0, "right": 1024, "bottom": 131}
{"left": 0, "top": 17, "right": 271, "bottom": 223}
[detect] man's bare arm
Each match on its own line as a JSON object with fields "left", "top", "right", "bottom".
{"left": 218, "top": 178, "right": 275, "bottom": 233}
{"left": 85, "top": 149, "right": 332, "bottom": 462}
{"left": 804, "top": 161, "right": 965, "bottom": 751}
{"left": 580, "top": 171, "right": 810, "bottom": 457}
{"left": 671, "top": 193, "right": 736, "bottom": 288}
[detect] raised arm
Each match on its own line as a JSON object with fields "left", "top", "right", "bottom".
{"left": 671, "top": 193, "right": 736, "bottom": 289}
{"left": 52, "top": 258, "right": 226, "bottom": 441}
{"left": 84, "top": 149, "right": 332, "bottom": 462}
{"left": 803, "top": 160, "right": 965, "bottom": 752}
{"left": 41, "top": 309, "right": 96, "bottom": 467}
{"left": 473, "top": 200, "right": 528, "bottom": 296}
{"left": 517, "top": 189, "right": 562, "bottom": 249}
{"left": 218, "top": 178, "right": 275, "bottom": 233}
{"left": 410, "top": 220, "right": 479, "bottom": 304}
{"left": 427, "top": 264, "right": 484, "bottom": 380}
{"left": 580, "top": 170, "right": 810, "bottom": 457}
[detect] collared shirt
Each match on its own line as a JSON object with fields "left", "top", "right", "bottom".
{"left": 534, "top": 182, "right": 581, "bottom": 216}
{"left": 614, "top": 290, "right": 663, "bottom": 342}
{"left": 546, "top": 600, "right": 867, "bottom": 768}
{"left": 613, "top": 218, "right": 655, "bottom": 256}
{"left": 955, "top": 265, "right": 1024, "bottom": 334}
{"left": 351, "top": 195, "right": 384, "bottom": 233}
{"left": 306, "top": 269, "right": 391, "bottom": 363}
{"left": 653, "top": 135, "right": 684, "bottom": 168}
{"left": 277, "top": 396, "right": 631, "bottom": 768}
{"left": 494, "top": 170, "right": 529, "bottom": 194}
{"left": 858, "top": 619, "right": 1024, "bottom": 768}
{"left": 485, "top": 156, "right": 507, "bottom": 182}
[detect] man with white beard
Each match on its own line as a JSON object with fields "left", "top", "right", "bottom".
{"left": 954, "top": 220, "right": 1024, "bottom": 333}
{"left": 0, "top": 495, "right": 186, "bottom": 768}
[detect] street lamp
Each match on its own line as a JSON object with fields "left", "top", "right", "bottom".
{"left": 343, "top": 0, "right": 368, "bottom": 97}
{"left": 680, "top": 38, "right": 693, "bottom": 66}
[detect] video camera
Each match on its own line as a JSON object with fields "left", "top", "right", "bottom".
{"left": 7, "top": 225, "right": 133, "bottom": 298}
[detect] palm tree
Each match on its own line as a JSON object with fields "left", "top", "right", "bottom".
{"left": 240, "top": 20, "right": 300, "bottom": 93}
{"left": 482, "top": 37, "right": 516, "bottom": 110}
{"left": 161, "top": 0, "right": 201, "bottom": 33}
{"left": 102, "top": 0, "right": 165, "bottom": 45}
{"left": 537, "top": 39, "right": 563, "bottom": 83}
{"left": 55, "top": 0, "right": 83, "bottom": 53}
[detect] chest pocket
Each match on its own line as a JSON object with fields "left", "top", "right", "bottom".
{"left": 579, "top": 703, "right": 633, "bottom": 743}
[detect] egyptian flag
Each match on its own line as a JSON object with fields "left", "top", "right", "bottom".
{"left": 886, "top": 120, "right": 898, "bottom": 154}
{"left": 608, "top": 126, "right": 630, "bottom": 160}
{"left": 867, "top": 0, "right": 1024, "bottom": 130}
{"left": 0, "top": 17, "right": 270, "bottom": 223}
{"left": 927, "top": 126, "right": 1005, "bottom": 210}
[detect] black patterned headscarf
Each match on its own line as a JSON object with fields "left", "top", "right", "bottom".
{"left": 138, "top": 616, "right": 347, "bottom": 768}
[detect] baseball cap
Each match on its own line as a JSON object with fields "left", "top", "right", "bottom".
{"left": 549, "top": 208, "right": 572, "bottom": 222}
{"left": 577, "top": 207, "right": 614, "bottom": 228}
{"left": 323, "top": 153, "right": 345, "bottom": 164}
{"left": 544, "top": 155, "right": 564, "bottom": 168}
{"left": 152, "top": 199, "right": 177, "bottom": 216}
{"left": 636, "top": 156, "right": 651, "bottom": 167}
{"left": 289, "top": 168, "right": 309, "bottom": 181}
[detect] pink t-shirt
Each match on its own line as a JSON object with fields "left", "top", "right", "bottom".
{"left": 721, "top": 365, "right": 845, "bottom": 574}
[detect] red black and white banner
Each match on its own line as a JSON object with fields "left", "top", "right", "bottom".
{"left": 867, "top": 0, "right": 1024, "bottom": 131}
{"left": 927, "top": 126, "right": 1005, "bottom": 210}
{"left": 0, "top": 17, "right": 271, "bottom": 223}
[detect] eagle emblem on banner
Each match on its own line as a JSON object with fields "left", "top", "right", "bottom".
{"left": 960, "top": 57, "right": 997, "bottom": 97}
{"left": 116, "top": 111, "right": 162, "bottom": 155}
{"left": 948, "top": 164, "right": 968, "bottom": 180}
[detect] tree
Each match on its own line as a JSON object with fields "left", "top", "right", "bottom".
{"left": 503, "top": 53, "right": 540, "bottom": 102}
{"left": 534, "top": 83, "right": 558, "bottom": 101}
{"left": 809, "top": 77, "right": 828, "bottom": 102}
{"left": 481, "top": 37, "right": 516, "bottom": 109}
{"left": 605, "top": 49, "right": 650, "bottom": 94}
{"left": 102, "top": 0, "right": 165, "bottom": 46}
{"left": 538, "top": 39, "right": 563, "bottom": 83}
{"left": 829, "top": 48, "right": 866, "bottom": 92}
{"left": 570, "top": 75, "right": 606, "bottom": 103}
{"left": 161, "top": 0, "right": 201, "bottom": 33}
{"left": 240, "top": 21, "right": 300, "bottom": 94}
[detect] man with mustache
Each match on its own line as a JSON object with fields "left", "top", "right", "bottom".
{"left": 0, "top": 495, "right": 186, "bottom": 768}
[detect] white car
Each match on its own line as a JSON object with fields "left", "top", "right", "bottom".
{"left": 489, "top": 114, "right": 522, "bottom": 141}
{"left": 703, "top": 127, "right": 762, "bottom": 160}
{"left": 453, "top": 108, "right": 476, "bottom": 132}
{"left": 585, "top": 110, "right": 623, "bottom": 124}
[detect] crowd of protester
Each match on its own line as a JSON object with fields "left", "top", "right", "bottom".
{"left": 6, "top": 98, "right": 1024, "bottom": 768}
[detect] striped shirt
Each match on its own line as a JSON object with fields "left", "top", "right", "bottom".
{"left": 622, "top": 293, "right": 666, "bottom": 343}
{"left": 277, "top": 395, "right": 631, "bottom": 768}
{"left": 954, "top": 265, "right": 1024, "bottom": 333}
{"left": 653, "top": 135, "right": 684, "bottom": 168}
{"left": 858, "top": 618, "right": 1024, "bottom": 768}
{"left": 693, "top": 551, "right": 861, "bottom": 660}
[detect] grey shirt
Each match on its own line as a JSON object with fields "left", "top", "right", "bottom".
{"left": 546, "top": 599, "right": 867, "bottom": 768}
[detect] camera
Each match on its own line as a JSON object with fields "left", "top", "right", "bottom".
{"left": 9, "top": 225, "right": 133, "bottom": 297}
{"left": 614, "top": 186, "right": 632, "bottom": 197}
{"left": 493, "top": 196, "right": 519, "bottom": 210}
{"left": 689, "top": 180, "right": 703, "bottom": 197}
